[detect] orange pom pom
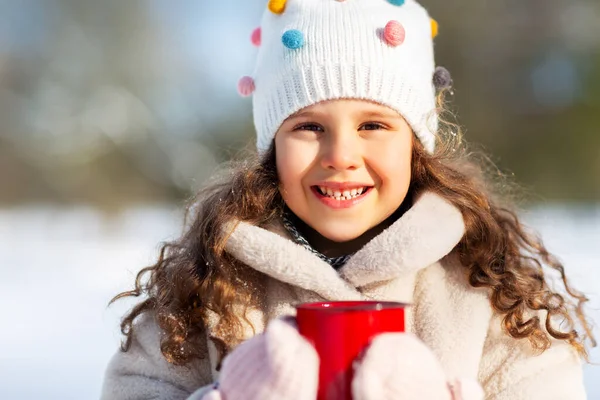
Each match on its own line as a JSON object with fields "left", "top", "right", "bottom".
{"left": 431, "top": 19, "right": 439, "bottom": 38}
{"left": 268, "top": 0, "right": 286, "bottom": 14}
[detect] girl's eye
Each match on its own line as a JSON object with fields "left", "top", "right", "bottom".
{"left": 294, "top": 123, "right": 323, "bottom": 132}
{"left": 359, "top": 122, "right": 385, "bottom": 131}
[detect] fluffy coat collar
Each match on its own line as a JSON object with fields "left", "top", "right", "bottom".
{"left": 223, "top": 191, "right": 465, "bottom": 298}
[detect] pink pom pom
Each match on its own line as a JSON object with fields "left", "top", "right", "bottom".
{"left": 237, "top": 76, "right": 255, "bottom": 97}
{"left": 383, "top": 20, "right": 405, "bottom": 47}
{"left": 251, "top": 27, "right": 261, "bottom": 47}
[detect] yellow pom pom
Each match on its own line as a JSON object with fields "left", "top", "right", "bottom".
{"left": 431, "top": 19, "right": 439, "bottom": 38}
{"left": 268, "top": 0, "right": 287, "bottom": 14}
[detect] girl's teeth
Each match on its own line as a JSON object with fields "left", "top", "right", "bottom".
{"left": 317, "top": 186, "right": 369, "bottom": 200}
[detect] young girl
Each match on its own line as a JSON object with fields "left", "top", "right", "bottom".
{"left": 101, "top": 1, "right": 595, "bottom": 399}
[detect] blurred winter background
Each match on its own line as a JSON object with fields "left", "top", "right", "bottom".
{"left": 0, "top": 0, "right": 598, "bottom": 399}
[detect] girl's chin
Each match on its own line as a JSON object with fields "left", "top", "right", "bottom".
{"left": 314, "top": 227, "right": 368, "bottom": 243}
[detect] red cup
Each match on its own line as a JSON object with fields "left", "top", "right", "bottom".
{"left": 296, "top": 301, "right": 407, "bottom": 400}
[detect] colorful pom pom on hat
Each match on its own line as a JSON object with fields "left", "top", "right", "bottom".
{"left": 282, "top": 29, "right": 305, "bottom": 49}
{"left": 268, "top": 0, "right": 286, "bottom": 14}
{"left": 431, "top": 19, "right": 439, "bottom": 38}
{"left": 240, "top": 0, "right": 441, "bottom": 153}
{"left": 237, "top": 76, "right": 255, "bottom": 97}
{"left": 433, "top": 66, "right": 453, "bottom": 90}
{"left": 383, "top": 21, "right": 406, "bottom": 47}
{"left": 251, "top": 27, "right": 262, "bottom": 47}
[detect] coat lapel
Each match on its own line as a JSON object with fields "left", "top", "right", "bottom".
{"left": 223, "top": 219, "right": 364, "bottom": 301}
{"left": 339, "top": 191, "right": 465, "bottom": 288}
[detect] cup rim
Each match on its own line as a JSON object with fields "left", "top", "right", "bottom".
{"left": 296, "top": 300, "right": 409, "bottom": 312}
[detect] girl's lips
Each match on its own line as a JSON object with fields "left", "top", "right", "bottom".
{"left": 310, "top": 186, "right": 372, "bottom": 209}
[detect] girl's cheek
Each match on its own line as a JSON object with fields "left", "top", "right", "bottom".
{"left": 279, "top": 143, "right": 319, "bottom": 175}
{"left": 366, "top": 139, "right": 412, "bottom": 170}
{"left": 277, "top": 152, "right": 310, "bottom": 194}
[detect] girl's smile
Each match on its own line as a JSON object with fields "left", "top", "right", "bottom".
{"left": 311, "top": 182, "right": 374, "bottom": 209}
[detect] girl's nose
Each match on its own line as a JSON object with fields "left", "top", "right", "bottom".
{"left": 319, "top": 134, "right": 363, "bottom": 171}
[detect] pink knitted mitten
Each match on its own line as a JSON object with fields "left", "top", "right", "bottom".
{"left": 201, "top": 318, "right": 319, "bottom": 400}
{"left": 352, "top": 333, "right": 484, "bottom": 400}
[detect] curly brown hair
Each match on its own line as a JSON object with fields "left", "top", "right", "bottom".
{"left": 110, "top": 91, "right": 596, "bottom": 369}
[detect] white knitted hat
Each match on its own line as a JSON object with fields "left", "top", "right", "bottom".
{"left": 238, "top": 0, "right": 442, "bottom": 153}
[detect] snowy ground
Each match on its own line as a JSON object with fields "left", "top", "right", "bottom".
{"left": 0, "top": 204, "right": 598, "bottom": 399}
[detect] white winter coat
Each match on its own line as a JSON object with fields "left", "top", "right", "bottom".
{"left": 100, "top": 192, "right": 586, "bottom": 400}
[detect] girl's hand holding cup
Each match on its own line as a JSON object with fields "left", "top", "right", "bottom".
{"left": 352, "top": 332, "right": 484, "bottom": 400}
{"left": 201, "top": 317, "right": 319, "bottom": 400}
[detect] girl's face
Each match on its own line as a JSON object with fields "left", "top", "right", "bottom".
{"left": 275, "top": 99, "right": 413, "bottom": 243}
